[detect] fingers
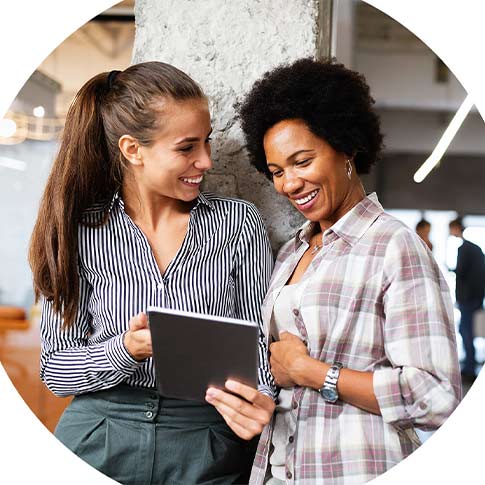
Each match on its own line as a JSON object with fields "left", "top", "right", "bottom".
{"left": 129, "top": 312, "right": 148, "bottom": 331}
{"left": 206, "top": 386, "right": 269, "bottom": 419}
{"left": 270, "top": 359, "right": 290, "bottom": 387}
{"left": 219, "top": 415, "right": 256, "bottom": 441}
{"left": 205, "top": 386, "right": 274, "bottom": 440}
{"left": 206, "top": 390, "right": 266, "bottom": 439}
{"left": 124, "top": 314, "right": 152, "bottom": 360}
{"left": 278, "top": 330, "right": 300, "bottom": 341}
{"left": 224, "top": 380, "right": 262, "bottom": 406}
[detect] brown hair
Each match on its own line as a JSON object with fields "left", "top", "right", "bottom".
{"left": 29, "top": 62, "right": 205, "bottom": 328}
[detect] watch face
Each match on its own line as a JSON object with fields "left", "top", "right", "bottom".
{"left": 320, "top": 386, "right": 338, "bottom": 403}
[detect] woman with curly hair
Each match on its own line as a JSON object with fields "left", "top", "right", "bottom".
{"left": 210, "top": 58, "right": 462, "bottom": 483}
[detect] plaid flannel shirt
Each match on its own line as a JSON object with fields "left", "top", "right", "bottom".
{"left": 250, "top": 193, "right": 461, "bottom": 485}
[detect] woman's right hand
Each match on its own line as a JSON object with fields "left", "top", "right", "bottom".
{"left": 123, "top": 312, "right": 152, "bottom": 361}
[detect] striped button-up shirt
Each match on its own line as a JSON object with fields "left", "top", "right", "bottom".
{"left": 40, "top": 192, "right": 275, "bottom": 398}
{"left": 250, "top": 193, "right": 461, "bottom": 484}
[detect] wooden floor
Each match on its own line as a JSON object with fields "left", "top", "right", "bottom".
{"left": 0, "top": 314, "right": 71, "bottom": 433}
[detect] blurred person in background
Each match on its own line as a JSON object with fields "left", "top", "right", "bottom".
{"left": 415, "top": 218, "right": 433, "bottom": 251}
{"left": 449, "top": 217, "right": 485, "bottom": 381}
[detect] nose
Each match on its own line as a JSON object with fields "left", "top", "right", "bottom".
{"left": 281, "top": 169, "right": 304, "bottom": 195}
{"left": 194, "top": 145, "right": 213, "bottom": 171}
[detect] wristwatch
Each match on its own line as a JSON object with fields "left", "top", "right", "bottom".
{"left": 319, "top": 362, "right": 343, "bottom": 403}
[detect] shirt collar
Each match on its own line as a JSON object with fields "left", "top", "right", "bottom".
{"left": 110, "top": 190, "right": 215, "bottom": 214}
{"left": 294, "top": 192, "right": 383, "bottom": 249}
{"left": 193, "top": 191, "right": 215, "bottom": 211}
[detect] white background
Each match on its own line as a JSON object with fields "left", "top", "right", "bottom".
{"left": 1, "top": 0, "right": 484, "bottom": 482}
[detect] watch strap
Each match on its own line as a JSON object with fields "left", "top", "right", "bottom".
{"left": 320, "top": 361, "right": 343, "bottom": 401}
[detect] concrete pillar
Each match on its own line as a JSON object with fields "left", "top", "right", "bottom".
{"left": 132, "top": 0, "right": 323, "bottom": 251}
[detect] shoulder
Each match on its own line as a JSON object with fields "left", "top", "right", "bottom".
{"left": 352, "top": 211, "right": 433, "bottom": 275}
{"left": 200, "top": 192, "right": 264, "bottom": 224}
{"left": 370, "top": 213, "right": 441, "bottom": 282}
{"left": 461, "top": 240, "right": 485, "bottom": 260}
{"left": 463, "top": 239, "right": 482, "bottom": 252}
{"left": 365, "top": 211, "right": 424, "bottom": 250}
{"left": 201, "top": 192, "right": 260, "bottom": 212}
{"left": 80, "top": 198, "right": 112, "bottom": 226}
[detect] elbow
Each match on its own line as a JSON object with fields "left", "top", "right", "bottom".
{"left": 40, "top": 369, "right": 73, "bottom": 398}
{"left": 405, "top": 385, "right": 461, "bottom": 431}
{"left": 375, "top": 366, "right": 461, "bottom": 430}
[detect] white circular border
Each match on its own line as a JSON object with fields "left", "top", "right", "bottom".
{"left": 1, "top": 1, "right": 483, "bottom": 482}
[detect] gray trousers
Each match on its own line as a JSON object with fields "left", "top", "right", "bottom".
{"left": 55, "top": 384, "right": 256, "bottom": 484}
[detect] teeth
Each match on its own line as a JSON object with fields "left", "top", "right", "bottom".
{"left": 295, "top": 190, "right": 319, "bottom": 205}
{"left": 181, "top": 175, "right": 203, "bottom": 184}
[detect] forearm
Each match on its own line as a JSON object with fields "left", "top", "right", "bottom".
{"left": 292, "top": 355, "right": 381, "bottom": 415}
{"left": 41, "top": 335, "right": 143, "bottom": 397}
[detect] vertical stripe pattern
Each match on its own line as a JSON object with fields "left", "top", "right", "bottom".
{"left": 40, "top": 192, "right": 275, "bottom": 398}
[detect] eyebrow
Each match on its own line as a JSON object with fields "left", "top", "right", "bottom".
{"left": 267, "top": 149, "right": 314, "bottom": 167}
{"left": 174, "top": 128, "right": 213, "bottom": 145}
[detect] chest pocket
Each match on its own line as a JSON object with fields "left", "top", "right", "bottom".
{"left": 299, "top": 267, "right": 385, "bottom": 368}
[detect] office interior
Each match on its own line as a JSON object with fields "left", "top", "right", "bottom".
{"left": 0, "top": 0, "right": 483, "bottom": 440}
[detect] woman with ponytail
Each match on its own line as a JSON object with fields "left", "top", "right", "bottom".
{"left": 29, "top": 62, "right": 275, "bottom": 484}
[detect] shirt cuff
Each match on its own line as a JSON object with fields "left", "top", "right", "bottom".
{"left": 373, "top": 367, "right": 412, "bottom": 426}
{"left": 105, "top": 333, "right": 144, "bottom": 374}
{"left": 258, "top": 384, "right": 276, "bottom": 400}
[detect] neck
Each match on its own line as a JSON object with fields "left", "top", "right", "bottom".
{"left": 319, "top": 180, "right": 366, "bottom": 233}
{"left": 121, "top": 178, "right": 192, "bottom": 231}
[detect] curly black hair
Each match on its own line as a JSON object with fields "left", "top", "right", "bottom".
{"left": 236, "top": 58, "right": 384, "bottom": 179}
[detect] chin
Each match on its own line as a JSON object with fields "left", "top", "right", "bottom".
{"left": 180, "top": 191, "right": 200, "bottom": 202}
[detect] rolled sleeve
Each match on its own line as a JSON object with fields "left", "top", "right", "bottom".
{"left": 374, "top": 229, "right": 462, "bottom": 430}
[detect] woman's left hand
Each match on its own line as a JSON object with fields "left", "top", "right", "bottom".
{"left": 270, "top": 331, "right": 309, "bottom": 387}
{"left": 205, "top": 380, "right": 275, "bottom": 440}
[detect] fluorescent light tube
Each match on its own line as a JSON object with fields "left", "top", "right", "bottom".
{"left": 414, "top": 95, "right": 474, "bottom": 183}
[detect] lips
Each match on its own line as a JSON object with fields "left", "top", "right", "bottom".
{"left": 289, "top": 188, "right": 321, "bottom": 212}
{"left": 294, "top": 189, "right": 319, "bottom": 206}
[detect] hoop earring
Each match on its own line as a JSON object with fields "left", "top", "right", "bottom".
{"left": 346, "top": 159, "right": 353, "bottom": 180}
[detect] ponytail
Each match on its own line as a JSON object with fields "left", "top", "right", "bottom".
{"left": 29, "top": 72, "right": 119, "bottom": 328}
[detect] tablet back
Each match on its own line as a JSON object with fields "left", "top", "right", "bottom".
{"left": 148, "top": 307, "right": 259, "bottom": 402}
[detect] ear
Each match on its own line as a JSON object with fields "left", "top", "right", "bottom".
{"left": 119, "top": 135, "right": 142, "bottom": 167}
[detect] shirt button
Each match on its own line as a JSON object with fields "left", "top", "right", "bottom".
{"left": 288, "top": 435, "right": 294, "bottom": 443}
{"left": 292, "top": 309, "right": 299, "bottom": 316}
{"left": 145, "top": 411, "right": 154, "bottom": 419}
{"left": 146, "top": 402, "right": 155, "bottom": 409}
{"left": 286, "top": 471, "right": 293, "bottom": 479}
{"left": 419, "top": 402, "right": 427, "bottom": 410}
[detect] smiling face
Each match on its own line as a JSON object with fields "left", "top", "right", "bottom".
{"left": 127, "top": 97, "right": 213, "bottom": 203}
{"left": 264, "top": 119, "right": 365, "bottom": 230}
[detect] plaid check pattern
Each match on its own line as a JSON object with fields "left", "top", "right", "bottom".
{"left": 250, "top": 193, "right": 461, "bottom": 484}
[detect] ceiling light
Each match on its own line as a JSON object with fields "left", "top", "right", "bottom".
{"left": 0, "top": 118, "right": 17, "bottom": 137}
{"left": 414, "top": 95, "right": 474, "bottom": 183}
{"left": 33, "top": 106, "right": 45, "bottom": 118}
